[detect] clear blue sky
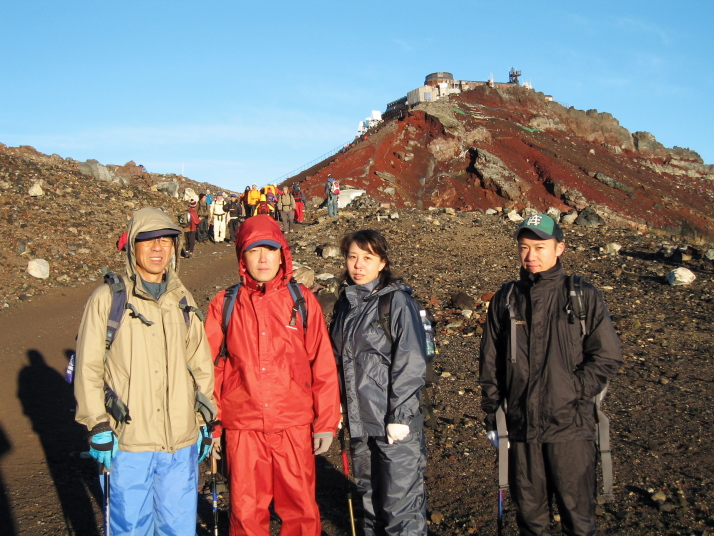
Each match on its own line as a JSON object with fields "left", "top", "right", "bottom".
{"left": 1, "top": 1, "right": 712, "bottom": 192}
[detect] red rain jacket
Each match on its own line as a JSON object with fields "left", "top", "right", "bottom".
{"left": 205, "top": 215, "right": 340, "bottom": 436}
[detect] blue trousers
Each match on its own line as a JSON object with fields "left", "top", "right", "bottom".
{"left": 327, "top": 195, "right": 339, "bottom": 217}
{"left": 101, "top": 444, "right": 198, "bottom": 536}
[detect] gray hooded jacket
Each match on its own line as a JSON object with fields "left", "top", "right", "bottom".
{"left": 331, "top": 279, "right": 426, "bottom": 438}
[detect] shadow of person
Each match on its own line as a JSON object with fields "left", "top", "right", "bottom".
{"left": 18, "top": 349, "right": 101, "bottom": 535}
{"left": 0, "top": 424, "right": 17, "bottom": 535}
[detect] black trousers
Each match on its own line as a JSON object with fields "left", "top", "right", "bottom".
{"left": 350, "top": 431, "right": 427, "bottom": 536}
{"left": 509, "top": 441, "right": 598, "bottom": 536}
{"left": 228, "top": 218, "right": 240, "bottom": 242}
{"left": 184, "top": 231, "right": 196, "bottom": 253}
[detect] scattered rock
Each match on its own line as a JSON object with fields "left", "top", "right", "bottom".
{"left": 561, "top": 210, "right": 578, "bottom": 224}
{"left": 28, "top": 182, "right": 44, "bottom": 197}
{"left": 666, "top": 267, "right": 696, "bottom": 286}
{"left": 27, "top": 258, "right": 50, "bottom": 279}
{"left": 604, "top": 243, "right": 622, "bottom": 255}
{"left": 321, "top": 245, "right": 341, "bottom": 259}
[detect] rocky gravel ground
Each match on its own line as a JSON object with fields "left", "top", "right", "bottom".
{"left": 186, "top": 200, "right": 714, "bottom": 535}
{"left": 2, "top": 195, "right": 714, "bottom": 535}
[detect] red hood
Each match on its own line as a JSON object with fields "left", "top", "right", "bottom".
{"left": 235, "top": 215, "right": 292, "bottom": 290}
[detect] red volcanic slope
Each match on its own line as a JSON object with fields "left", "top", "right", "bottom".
{"left": 291, "top": 86, "right": 713, "bottom": 239}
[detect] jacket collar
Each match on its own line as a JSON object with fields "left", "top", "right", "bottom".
{"left": 519, "top": 261, "right": 565, "bottom": 285}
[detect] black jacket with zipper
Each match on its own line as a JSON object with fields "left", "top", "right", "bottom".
{"left": 331, "top": 279, "right": 426, "bottom": 438}
{"left": 479, "top": 262, "right": 622, "bottom": 443}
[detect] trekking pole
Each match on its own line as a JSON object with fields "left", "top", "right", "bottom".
{"left": 495, "top": 405, "right": 509, "bottom": 536}
{"left": 103, "top": 467, "right": 111, "bottom": 536}
{"left": 211, "top": 456, "right": 219, "bottom": 536}
{"left": 498, "top": 488, "right": 503, "bottom": 536}
{"left": 338, "top": 427, "right": 357, "bottom": 536}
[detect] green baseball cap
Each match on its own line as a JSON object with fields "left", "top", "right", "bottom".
{"left": 514, "top": 214, "right": 564, "bottom": 242}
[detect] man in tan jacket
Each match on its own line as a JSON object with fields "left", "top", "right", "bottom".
{"left": 74, "top": 207, "right": 215, "bottom": 536}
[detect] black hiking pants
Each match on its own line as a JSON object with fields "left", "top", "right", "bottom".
{"left": 350, "top": 431, "right": 427, "bottom": 536}
{"left": 510, "top": 441, "right": 597, "bottom": 536}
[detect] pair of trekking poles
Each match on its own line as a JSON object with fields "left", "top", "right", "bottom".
{"left": 100, "top": 457, "right": 221, "bottom": 536}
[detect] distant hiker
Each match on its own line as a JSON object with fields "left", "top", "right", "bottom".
{"left": 263, "top": 184, "right": 279, "bottom": 220}
{"left": 184, "top": 199, "right": 200, "bottom": 258}
{"left": 247, "top": 184, "right": 261, "bottom": 216}
{"left": 116, "top": 231, "right": 128, "bottom": 252}
{"left": 330, "top": 229, "right": 428, "bottom": 536}
{"left": 205, "top": 189, "right": 213, "bottom": 206}
{"left": 255, "top": 193, "right": 273, "bottom": 216}
{"left": 240, "top": 186, "right": 251, "bottom": 218}
{"left": 226, "top": 194, "right": 241, "bottom": 243}
{"left": 278, "top": 185, "right": 296, "bottom": 233}
{"left": 292, "top": 182, "right": 305, "bottom": 223}
{"left": 479, "top": 214, "right": 623, "bottom": 536}
{"left": 74, "top": 207, "right": 216, "bottom": 536}
{"left": 325, "top": 174, "right": 339, "bottom": 217}
{"left": 197, "top": 193, "right": 211, "bottom": 242}
{"left": 210, "top": 192, "right": 229, "bottom": 243}
{"left": 205, "top": 215, "right": 340, "bottom": 536}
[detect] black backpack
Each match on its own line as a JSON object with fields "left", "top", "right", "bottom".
{"left": 374, "top": 292, "right": 438, "bottom": 427}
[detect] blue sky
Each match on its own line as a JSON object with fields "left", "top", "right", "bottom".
{"left": 1, "top": 1, "right": 712, "bottom": 192}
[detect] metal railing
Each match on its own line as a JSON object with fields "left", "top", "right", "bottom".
{"left": 273, "top": 140, "right": 354, "bottom": 183}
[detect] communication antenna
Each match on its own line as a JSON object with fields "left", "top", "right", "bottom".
{"left": 509, "top": 68, "right": 521, "bottom": 85}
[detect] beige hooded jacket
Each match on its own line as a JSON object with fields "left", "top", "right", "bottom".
{"left": 74, "top": 208, "right": 215, "bottom": 453}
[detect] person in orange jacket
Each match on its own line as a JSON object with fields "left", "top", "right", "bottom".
{"left": 205, "top": 215, "right": 341, "bottom": 536}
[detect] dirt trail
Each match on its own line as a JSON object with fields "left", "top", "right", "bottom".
{"left": 0, "top": 242, "right": 237, "bottom": 536}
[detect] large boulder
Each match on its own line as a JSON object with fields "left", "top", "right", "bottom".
{"left": 632, "top": 131, "right": 667, "bottom": 159}
{"left": 338, "top": 188, "right": 366, "bottom": 209}
{"left": 156, "top": 181, "right": 180, "bottom": 199}
{"left": 471, "top": 148, "right": 530, "bottom": 202}
{"left": 575, "top": 207, "right": 605, "bottom": 227}
{"left": 78, "top": 159, "right": 115, "bottom": 182}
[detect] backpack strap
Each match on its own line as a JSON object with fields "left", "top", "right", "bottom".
{"left": 567, "top": 274, "right": 613, "bottom": 500}
{"left": 504, "top": 282, "right": 517, "bottom": 364}
{"left": 104, "top": 272, "right": 128, "bottom": 359}
{"left": 178, "top": 297, "right": 206, "bottom": 327}
{"left": 217, "top": 284, "right": 241, "bottom": 365}
{"left": 375, "top": 293, "right": 393, "bottom": 344}
{"left": 287, "top": 279, "right": 308, "bottom": 331}
{"left": 566, "top": 274, "right": 588, "bottom": 336}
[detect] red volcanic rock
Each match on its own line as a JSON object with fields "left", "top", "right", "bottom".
{"left": 287, "top": 85, "right": 713, "bottom": 239}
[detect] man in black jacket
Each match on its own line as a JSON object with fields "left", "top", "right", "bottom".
{"left": 479, "top": 214, "right": 622, "bottom": 536}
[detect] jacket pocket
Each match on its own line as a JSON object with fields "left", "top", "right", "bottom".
{"left": 355, "top": 354, "right": 388, "bottom": 391}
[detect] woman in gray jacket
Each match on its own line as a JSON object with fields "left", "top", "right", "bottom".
{"left": 330, "top": 229, "right": 427, "bottom": 536}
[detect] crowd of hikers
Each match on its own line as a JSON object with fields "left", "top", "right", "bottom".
{"left": 74, "top": 194, "right": 621, "bottom": 536}
{"left": 176, "top": 183, "right": 309, "bottom": 259}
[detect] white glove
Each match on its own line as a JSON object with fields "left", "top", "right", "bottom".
{"left": 313, "top": 435, "right": 333, "bottom": 455}
{"left": 386, "top": 423, "right": 410, "bottom": 444}
{"left": 210, "top": 437, "right": 222, "bottom": 460}
{"left": 486, "top": 430, "right": 499, "bottom": 449}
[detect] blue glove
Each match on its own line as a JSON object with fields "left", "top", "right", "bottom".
{"left": 89, "top": 430, "right": 119, "bottom": 470}
{"left": 196, "top": 426, "right": 211, "bottom": 463}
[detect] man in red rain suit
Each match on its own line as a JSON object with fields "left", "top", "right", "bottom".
{"left": 205, "top": 215, "right": 340, "bottom": 536}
